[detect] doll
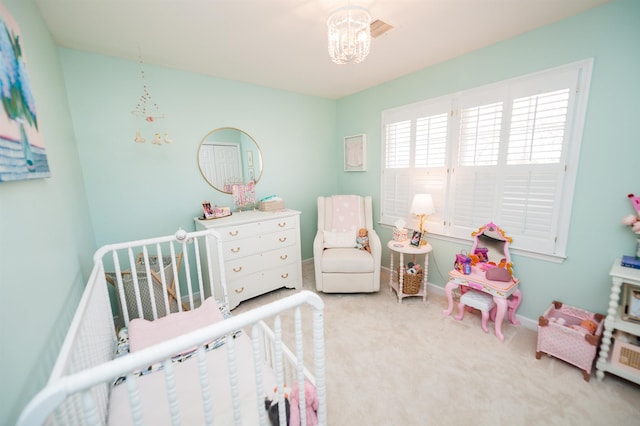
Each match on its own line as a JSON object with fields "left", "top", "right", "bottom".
{"left": 355, "top": 228, "right": 371, "bottom": 253}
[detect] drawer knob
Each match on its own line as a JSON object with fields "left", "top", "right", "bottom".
{"left": 280, "top": 254, "right": 288, "bottom": 260}
{"left": 278, "top": 222, "right": 286, "bottom": 227}
{"left": 281, "top": 273, "right": 289, "bottom": 279}
{"left": 231, "top": 247, "right": 241, "bottom": 253}
{"left": 233, "top": 266, "right": 243, "bottom": 272}
{"left": 279, "top": 237, "right": 287, "bottom": 243}
{"left": 229, "top": 230, "right": 239, "bottom": 236}
{"left": 235, "top": 287, "right": 244, "bottom": 293}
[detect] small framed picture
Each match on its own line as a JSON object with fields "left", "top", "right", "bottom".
{"left": 622, "top": 282, "right": 640, "bottom": 324}
{"left": 202, "top": 201, "right": 214, "bottom": 219}
{"left": 410, "top": 230, "right": 422, "bottom": 247}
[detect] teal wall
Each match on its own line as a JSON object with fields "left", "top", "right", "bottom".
{"left": 337, "top": 0, "right": 640, "bottom": 320}
{"left": 58, "top": 48, "right": 338, "bottom": 253}
{"left": 2, "top": 0, "right": 639, "bottom": 424}
{"left": 0, "top": 0, "right": 96, "bottom": 424}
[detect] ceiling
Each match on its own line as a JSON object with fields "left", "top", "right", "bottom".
{"left": 35, "top": 0, "right": 610, "bottom": 99}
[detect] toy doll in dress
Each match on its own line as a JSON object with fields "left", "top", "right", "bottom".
{"left": 356, "top": 228, "right": 371, "bottom": 253}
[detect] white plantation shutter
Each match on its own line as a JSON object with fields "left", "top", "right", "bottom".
{"left": 381, "top": 97, "right": 451, "bottom": 229}
{"left": 458, "top": 102, "right": 503, "bottom": 166}
{"left": 381, "top": 59, "right": 592, "bottom": 258}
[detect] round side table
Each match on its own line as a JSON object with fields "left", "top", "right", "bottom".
{"left": 387, "top": 240, "right": 433, "bottom": 304}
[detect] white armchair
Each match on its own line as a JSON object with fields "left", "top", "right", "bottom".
{"left": 313, "top": 195, "right": 381, "bottom": 293}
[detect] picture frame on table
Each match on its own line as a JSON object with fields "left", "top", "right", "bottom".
{"left": 202, "top": 201, "right": 214, "bottom": 219}
{"left": 410, "top": 230, "right": 422, "bottom": 247}
{"left": 621, "top": 282, "right": 640, "bottom": 324}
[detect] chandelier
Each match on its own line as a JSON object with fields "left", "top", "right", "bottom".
{"left": 327, "top": 5, "right": 371, "bottom": 65}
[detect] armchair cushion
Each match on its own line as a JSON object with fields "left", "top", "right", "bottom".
{"left": 323, "top": 230, "right": 357, "bottom": 248}
{"left": 320, "top": 248, "right": 374, "bottom": 273}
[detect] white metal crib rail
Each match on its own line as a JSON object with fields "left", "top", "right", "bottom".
{"left": 16, "top": 228, "right": 327, "bottom": 426}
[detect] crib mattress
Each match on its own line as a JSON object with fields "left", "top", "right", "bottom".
{"left": 107, "top": 333, "right": 275, "bottom": 425}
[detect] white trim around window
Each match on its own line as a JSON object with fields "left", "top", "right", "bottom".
{"left": 380, "top": 59, "right": 593, "bottom": 261}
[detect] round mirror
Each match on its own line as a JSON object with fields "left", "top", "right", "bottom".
{"left": 197, "top": 127, "right": 263, "bottom": 193}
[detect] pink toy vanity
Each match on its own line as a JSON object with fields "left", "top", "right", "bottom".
{"left": 442, "top": 222, "right": 522, "bottom": 341}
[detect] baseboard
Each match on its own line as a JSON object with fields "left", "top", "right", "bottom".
{"left": 381, "top": 266, "right": 537, "bottom": 331}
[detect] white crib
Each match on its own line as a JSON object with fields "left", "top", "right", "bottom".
{"left": 17, "top": 228, "right": 326, "bottom": 425}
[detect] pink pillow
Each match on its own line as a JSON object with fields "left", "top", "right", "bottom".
{"left": 128, "top": 297, "right": 224, "bottom": 353}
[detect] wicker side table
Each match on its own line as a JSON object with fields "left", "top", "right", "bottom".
{"left": 387, "top": 240, "right": 432, "bottom": 304}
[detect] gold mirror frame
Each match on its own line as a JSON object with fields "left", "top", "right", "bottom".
{"left": 197, "top": 127, "right": 263, "bottom": 194}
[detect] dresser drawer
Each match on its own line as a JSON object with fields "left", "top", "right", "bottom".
{"left": 222, "top": 228, "right": 296, "bottom": 261}
{"left": 222, "top": 236, "right": 261, "bottom": 261}
{"left": 257, "top": 228, "right": 297, "bottom": 252}
{"left": 218, "top": 222, "right": 261, "bottom": 241}
{"left": 227, "top": 263, "right": 300, "bottom": 304}
{"left": 224, "top": 246, "right": 298, "bottom": 279}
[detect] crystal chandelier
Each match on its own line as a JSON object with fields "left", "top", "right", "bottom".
{"left": 327, "top": 5, "right": 371, "bottom": 65}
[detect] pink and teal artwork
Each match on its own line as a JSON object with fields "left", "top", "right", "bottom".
{"left": 0, "top": 3, "right": 49, "bottom": 182}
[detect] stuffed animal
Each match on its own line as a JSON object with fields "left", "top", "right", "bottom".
{"left": 406, "top": 262, "right": 422, "bottom": 275}
{"left": 569, "top": 319, "right": 598, "bottom": 335}
{"left": 265, "top": 386, "right": 291, "bottom": 426}
{"left": 289, "top": 380, "right": 319, "bottom": 426}
{"left": 622, "top": 193, "right": 640, "bottom": 234}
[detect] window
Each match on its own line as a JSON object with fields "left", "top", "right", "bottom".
{"left": 381, "top": 59, "right": 593, "bottom": 259}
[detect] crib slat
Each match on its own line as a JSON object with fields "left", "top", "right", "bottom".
{"left": 163, "top": 358, "right": 181, "bottom": 425}
{"left": 273, "top": 315, "right": 287, "bottom": 426}
{"left": 125, "top": 373, "right": 144, "bottom": 426}
{"left": 313, "top": 308, "right": 327, "bottom": 426}
{"left": 192, "top": 237, "right": 206, "bottom": 304}
{"left": 294, "top": 307, "right": 307, "bottom": 426}
{"left": 81, "top": 390, "right": 100, "bottom": 426}
{"left": 225, "top": 335, "right": 242, "bottom": 425}
{"left": 153, "top": 243, "right": 172, "bottom": 314}
{"left": 196, "top": 345, "right": 214, "bottom": 426}
{"left": 251, "top": 324, "right": 268, "bottom": 426}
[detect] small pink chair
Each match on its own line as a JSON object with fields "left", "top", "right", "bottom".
{"left": 455, "top": 289, "right": 496, "bottom": 333}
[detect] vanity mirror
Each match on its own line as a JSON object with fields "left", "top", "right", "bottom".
{"left": 197, "top": 127, "right": 263, "bottom": 194}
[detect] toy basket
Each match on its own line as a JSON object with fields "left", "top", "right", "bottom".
{"left": 258, "top": 199, "right": 285, "bottom": 211}
{"left": 535, "top": 301, "right": 605, "bottom": 381}
{"left": 398, "top": 267, "right": 422, "bottom": 294}
{"left": 611, "top": 331, "right": 640, "bottom": 374}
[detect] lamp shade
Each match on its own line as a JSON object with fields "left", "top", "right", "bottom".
{"left": 410, "top": 194, "right": 435, "bottom": 216}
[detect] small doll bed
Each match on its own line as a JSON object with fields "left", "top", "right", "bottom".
{"left": 17, "top": 228, "right": 326, "bottom": 425}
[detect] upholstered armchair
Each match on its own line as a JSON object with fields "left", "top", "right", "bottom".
{"left": 313, "top": 195, "right": 381, "bottom": 293}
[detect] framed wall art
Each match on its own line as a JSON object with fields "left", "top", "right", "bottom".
{"left": 344, "top": 134, "right": 366, "bottom": 172}
{"left": 0, "top": 4, "right": 50, "bottom": 182}
{"left": 622, "top": 282, "right": 640, "bottom": 324}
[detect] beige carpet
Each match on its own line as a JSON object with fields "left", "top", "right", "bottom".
{"left": 233, "top": 261, "right": 640, "bottom": 425}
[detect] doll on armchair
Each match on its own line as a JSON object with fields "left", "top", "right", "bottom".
{"left": 356, "top": 228, "right": 371, "bottom": 253}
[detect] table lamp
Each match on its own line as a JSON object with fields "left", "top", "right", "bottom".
{"left": 410, "top": 193, "right": 435, "bottom": 245}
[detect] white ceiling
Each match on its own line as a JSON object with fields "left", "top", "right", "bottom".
{"left": 35, "top": 0, "right": 610, "bottom": 99}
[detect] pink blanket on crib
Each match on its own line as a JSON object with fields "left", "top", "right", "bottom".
{"left": 330, "top": 195, "right": 362, "bottom": 232}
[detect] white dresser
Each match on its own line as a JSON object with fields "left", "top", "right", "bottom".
{"left": 194, "top": 209, "right": 302, "bottom": 309}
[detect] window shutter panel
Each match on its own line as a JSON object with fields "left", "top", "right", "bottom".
{"left": 507, "top": 89, "right": 570, "bottom": 165}
{"left": 384, "top": 120, "right": 411, "bottom": 169}
{"left": 380, "top": 170, "right": 412, "bottom": 225}
{"left": 498, "top": 165, "right": 562, "bottom": 253}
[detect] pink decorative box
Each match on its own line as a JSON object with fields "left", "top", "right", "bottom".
{"left": 535, "top": 301, "right": 605, "bottom": 381}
